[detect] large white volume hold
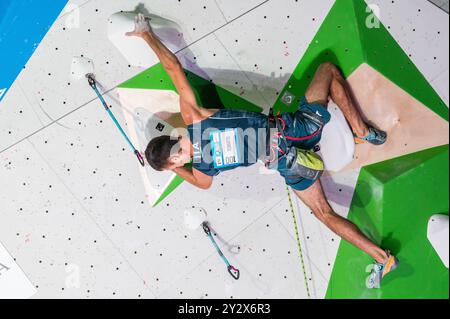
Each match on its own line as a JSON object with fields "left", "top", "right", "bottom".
{"left": 108, "top": 12, "right": 184, "bottom": 68}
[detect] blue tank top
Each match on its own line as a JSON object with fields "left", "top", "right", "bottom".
{"left": 187, "top": 109, "right": 270, "bottom": 176}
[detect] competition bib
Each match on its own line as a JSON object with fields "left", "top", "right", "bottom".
{"left": 210, "top": 129, "right": 243, "bottom": 169}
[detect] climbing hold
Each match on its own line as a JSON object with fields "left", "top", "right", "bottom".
{"left": 183, "top": 207, "right": 207, "bottom": 230}
{"left": 70, "top": 56, "right": 94, "bottom": 81}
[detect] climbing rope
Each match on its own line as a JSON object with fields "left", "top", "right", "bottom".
{"left": 286, "top": 185, "right": 311, "bottom": 298}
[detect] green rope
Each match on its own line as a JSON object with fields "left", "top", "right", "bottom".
{"left": 286, "top": 185, "right": 311, "bottom": 298}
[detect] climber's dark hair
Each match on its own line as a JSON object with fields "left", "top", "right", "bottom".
{"left": 145, "top": 135, "right": 180, "bottom": 171}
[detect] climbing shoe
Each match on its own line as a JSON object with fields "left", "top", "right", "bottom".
{"left": 354, "top": 127, "right": 387, "bottom": 145}
{"left": 367, "top": 251, "right": 399, "bottom": 289}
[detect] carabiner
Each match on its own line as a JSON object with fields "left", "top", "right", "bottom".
{"left": 227, "top": 265, "right": 240, "bottom": 280}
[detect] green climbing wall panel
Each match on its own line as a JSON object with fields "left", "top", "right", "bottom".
{"left": 273, "top": 0, "right": 448, "bottom": 122}
{"left": 119, "top": 63, "right": 262, "bottom": 113}
{"left": 326, "top": 145, "right": 449, "bottom": 299}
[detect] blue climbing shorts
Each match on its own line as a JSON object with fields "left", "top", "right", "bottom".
{"left": 275, "top": 97, "right": 331, "bottom": 191}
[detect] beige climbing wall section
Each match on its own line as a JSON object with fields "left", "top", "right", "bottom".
{"left": 345, "top": 63, "right": 449, "bottom": 170}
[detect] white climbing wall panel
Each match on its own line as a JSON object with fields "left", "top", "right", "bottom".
{"left": 371, "top": 0, "right": 449, "bottom": 105}
{"left": 0, "top": 0, "right": 448, "bottom": 299}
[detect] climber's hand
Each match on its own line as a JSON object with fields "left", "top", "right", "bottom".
{"left": 125, "top": 13, "right": 153, "bottom": 38}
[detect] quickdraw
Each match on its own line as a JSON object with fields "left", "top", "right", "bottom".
{"left": 202, "top": 222, "right": 240, "bottom": 280}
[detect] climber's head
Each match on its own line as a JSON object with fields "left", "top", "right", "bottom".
{"left": 145, "top": 135, "right": 192, "bottom": 171}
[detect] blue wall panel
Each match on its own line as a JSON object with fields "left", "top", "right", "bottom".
{"left": 0, "top": 0, "right": 68, "bottom": 102}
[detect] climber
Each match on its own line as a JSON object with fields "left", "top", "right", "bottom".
{"left": 126, "top": 13, "right": 398, "bottom": 289}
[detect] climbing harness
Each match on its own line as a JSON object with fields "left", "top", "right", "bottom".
{"left": 86, "top": 74, "right": 145, "bottom": 167}
{"left": 286, "top": 186, "right": 311, "bottom": 298}
{"left": 265, "top": 108, "right": 325, "bottom": 180}
{"left": 202, "top": 222, "right": 240, "bottom": 280}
